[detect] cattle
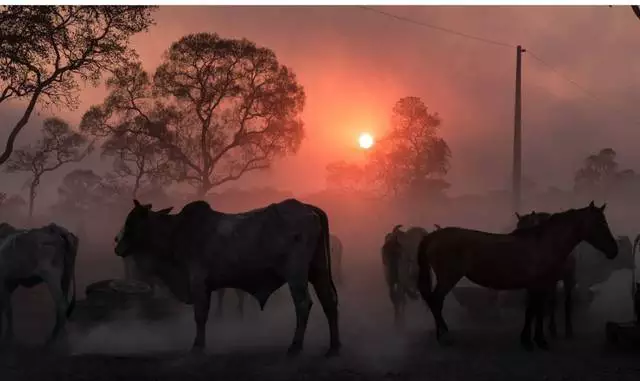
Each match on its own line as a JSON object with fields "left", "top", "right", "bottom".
{"left": 0, "top": 223, "right": 78, "bottom": 348}
{"left": 114, "top": 199, "right": 341, "bottom": 357}
{"left": 381, "top": 224, "right": 429, "bottom": 328}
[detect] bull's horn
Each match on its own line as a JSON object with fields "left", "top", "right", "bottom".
{"left": 392, "top": 224, "right": 403, "bottom": 233}
{"left": 434, "top": 224, "right": 442, "bottom": 230}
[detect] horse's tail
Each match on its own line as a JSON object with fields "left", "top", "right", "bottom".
{"left": 416, "top": 232, "right": 434, "bottom": 305}
{"left": 58, "top": 228, "right": 78, "bottom": 318}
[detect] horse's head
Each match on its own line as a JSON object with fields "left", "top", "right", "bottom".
{"left": 515, "top": 210, "right": 552, "bottom": 230}
{"left": 114, "top": 199, "right": 173, "bottom": 258}
{"left": 577, "top": 201, "right": 618, "bottom": 260}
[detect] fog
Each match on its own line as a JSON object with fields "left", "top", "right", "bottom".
{"left": 4, "top": 185, "right": 638, "bottom": 371}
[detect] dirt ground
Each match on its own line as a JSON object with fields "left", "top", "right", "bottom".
{"left": 2, "top": 251, "right": 640, "bottom": 381}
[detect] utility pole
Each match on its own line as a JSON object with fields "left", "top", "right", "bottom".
{"left": 512, "top": 45, "right": 525, "bottom": 215}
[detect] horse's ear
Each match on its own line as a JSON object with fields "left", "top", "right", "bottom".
{"left": 589, "top": 200, "right": 595, "bottom": 208}
{"left": 600, "top": 203, "right": 607, "bottom": 212}
{"left": 157, "top": 207, "right": 173, "bottom": 215}
{"left": 515, "top": 212, "right": 521, "bottom": 220}
{"left": 133, "top": 199, "right": 141, "bottom": 208}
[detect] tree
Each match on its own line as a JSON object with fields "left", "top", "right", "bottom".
{"left": 80, "top": 33, "right": 306, "bottom": 197}
{"left": 574, "top": 148, "right": 619, "bottom": 194}
{"left": 5, "top": 117, "right": 93, "bottom": 220}
{"left": 0, "top": 6, "right": 156, "bottom": 166}
{"left": 366, "top": 96, "right": 451, "bottom": 198}
{"left": 54, "top": 169, "right": 124, "bottom": 217}
{"left": 325, "top": 160, "right": 369, "bottom": 193}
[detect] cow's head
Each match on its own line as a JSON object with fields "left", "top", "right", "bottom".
{"left": 114, "top": 199, "right": 173, "bottom": 258}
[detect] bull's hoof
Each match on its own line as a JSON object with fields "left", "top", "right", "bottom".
{"left": 549, "top": 326, "right": 558, "bottom": 339}
{"left": 190, "top": 345, "right": 206, "bottom": 356}
{"left": 436, "top": 331, "right": 454, "bottom": 346}
{"left": 565, "top": 329, "right": 574, "bottom": 340}
{"left": 286, "top": 344, "right": 303, "bottom": 357}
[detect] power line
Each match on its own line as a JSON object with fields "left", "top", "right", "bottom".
{"left": 359, "top": 6, "right": 638, "bottom": 122}
{"left": 357, "top": 6, "right": 516, "bottom": 49}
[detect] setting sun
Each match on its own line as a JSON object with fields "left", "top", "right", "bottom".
{"left": 358, "top": 133, "right": 374, "bottom": 150}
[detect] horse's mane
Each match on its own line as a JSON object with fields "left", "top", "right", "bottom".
{"left": 510, "top": 207, "right": 583, "bottom": 236}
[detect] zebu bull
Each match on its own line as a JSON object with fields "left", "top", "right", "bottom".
{"left": 114, "top": 199, "right": 341, "bottom": 356}
{"left": 381, "top": 224, "right": 429, "bottom": 328}
{"left": 214, "top": 233, "right": 344, "bottom": 319}
{"left": 0, "top": 223, "right": 78, "bottom": 347}
{"left": 515, "top": 211, "right": 634, "bottom": 338}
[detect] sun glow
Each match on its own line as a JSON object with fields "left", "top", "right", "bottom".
{"left": 358, "top": 133, "right": 374, "bottom": 150}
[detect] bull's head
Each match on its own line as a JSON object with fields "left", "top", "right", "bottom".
{"left": 114, "top": 199, "right": 173, "bottom": 258}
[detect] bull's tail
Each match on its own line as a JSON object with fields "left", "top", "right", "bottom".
{"left": 416, "top": 233, "right": 434, "bottom": 307}
{"left": 309, "top": 205, "right": 338, "bottom": 303}
{"left": 59, "top": 229, "right": 78, "bottom": 318}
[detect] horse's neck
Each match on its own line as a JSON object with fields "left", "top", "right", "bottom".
{"left": 537, "top": 215, "right": 583, "bottom": 260}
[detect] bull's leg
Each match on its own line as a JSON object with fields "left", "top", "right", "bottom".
{"left": 236, "top": 290, "right": 245, "bottom": 318}
{"left": 533, "top": 288, "right": 550, "bottom": 350}
{"left": 287, "top": 282, "right": 313, "bottom": 356}
{"left": 310, "top": 272, "right": 341, "bottom": 357}
{"left": 191, "top": 286, "right": 212, "bottom": 353}
{"left": 215, "top": 289, "right": 225, "bottom": 318}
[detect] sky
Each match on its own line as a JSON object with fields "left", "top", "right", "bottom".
{"left": 3, "top": 5, "right": 640, "bottom": 204}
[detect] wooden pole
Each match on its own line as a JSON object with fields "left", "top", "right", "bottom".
{"left": 512, "top": 45, "right": 525, "bottom": 215}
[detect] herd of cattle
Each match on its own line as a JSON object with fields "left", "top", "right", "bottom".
{"left": 0, "top": 198, "right": 636, "bottom": 357}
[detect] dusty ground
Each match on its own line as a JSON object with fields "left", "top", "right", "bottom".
{"left": 2, "top": 250, "right": 640, "bottom": 381}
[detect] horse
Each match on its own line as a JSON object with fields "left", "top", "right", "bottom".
{"left": 0, "top": 223, "right": 79, "bottom": 348}
{"left": 381, "top": 224, "right": 429, "bottom": 328}
{"left": 416, "top": 202, "right": 618, "bottom": 351}
{"left": 515, "top": 210, "right": 635, "bottom": 339}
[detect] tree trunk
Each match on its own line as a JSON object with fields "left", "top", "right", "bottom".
{"left": 28, "top": 182, "right": 36, "bottom": 226}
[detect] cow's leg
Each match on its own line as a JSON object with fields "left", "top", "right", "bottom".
{"left": 41, "top": 271, "right": 69, "bottom": 349}
{"left": 533, "top": 287, "right": 550, "bottom": 350}
{"left": 286, "top": 281, "right": 313, "bottom": 356}
{"left": 309, "top": 268, "right": 341, "bottom": 357}
{"left": 191, "top": 285, "right": 212, "bottom": 353}
{"left": 215, "top": 289, "right": 225, "bottom": 318}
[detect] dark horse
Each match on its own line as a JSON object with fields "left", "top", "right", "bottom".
{"left": 515, "top": 210, "right": 575, "bottom": 339}
{"left": 416, "top": 202, "right": 618, "bottom": 351}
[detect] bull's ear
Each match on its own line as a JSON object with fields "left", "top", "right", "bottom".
{"left": 134, "top": 199, "right": 141, "bottom": 208}
{"left": 600, "top": 203, "right": 607, "bottom": 212}
{"left": 157, "top": 207, "right": 173, "bottom": 215}
{"left": 589, "top": 200, "right": 595, "bottom": 208}
{"left": 515, "top": 212, "right": 521, "bottom": 220}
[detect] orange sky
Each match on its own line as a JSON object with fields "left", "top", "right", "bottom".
{"left": 3, "top": 6, "right": 640, "bottom": 202}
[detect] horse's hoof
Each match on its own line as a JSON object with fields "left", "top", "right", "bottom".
{"left": 286, "top": 345, "right": 303, "bottom": 357}
{"left": 190, "top": 345, "right": 206, "bottom": 356}
{"left": 325, "top": 346, "right": 341, "bottom": 358}
{"left": 565, "top": 331, "right": 574, "bottom": 340}
{"left": 535, "top": 339, "right": 550, "bottom": 351}
{"left": 437, "top": 332, "right": 454, "bottom": 346}
{"left": 549, "top": 329, "right": 558, "bottom": 339}
{"left": 521, "top": 338, "right": 534, "bottom": 351}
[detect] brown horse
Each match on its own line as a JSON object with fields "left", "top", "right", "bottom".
{"left": 515, "top": 211, "right": 575, "bottom": 339}
{"left": 416, "top": 202, "right": 618, "bottom": 351}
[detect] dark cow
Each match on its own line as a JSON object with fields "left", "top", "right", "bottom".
{"left": 114, "top": 199, "right": 341, "bottom": 357}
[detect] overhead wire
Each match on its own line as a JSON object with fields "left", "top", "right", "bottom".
{"left": 358, "top": 5, "right": 636, "bottom": 121}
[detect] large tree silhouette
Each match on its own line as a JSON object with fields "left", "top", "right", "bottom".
{"left": 81, "top": 33, "right": 306, "bottom": 196}
{"left": 0, "top": 6, "right": 156, "bottom": 166}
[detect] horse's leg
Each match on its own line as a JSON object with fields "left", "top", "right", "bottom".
{"left": 392, "top": 291, "right": 406, "bottom": 330}
{"left": 521, "top": 290, "right": 536, "bottom": 351}
{"left": 547, "top": 283, "right": 558, "bottom": 339}
{"left": 564, "top": 270, "right": 576, "bottom": 339}
{"left": 427, "top": 279, "right": 459, "bottom": 344}
{"left": 236, "top": 289, "right": 245, "bottom": 318}
{"left": 191, "top": 284, "right": 212, "bottom": 353}
{"left": 533, "top": 287, "right": 550, "bottom": 350}
{"left": 215, "top": 289, "right": 225, "bottom": 318}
